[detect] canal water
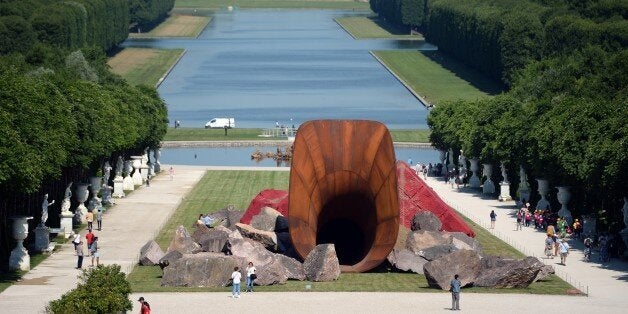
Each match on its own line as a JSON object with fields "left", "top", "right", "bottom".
{"left": 160, "top": 146, "right": 439, "bottom": 167}
{"left": 123, "top": 10, "right": 436, "bottom": 129}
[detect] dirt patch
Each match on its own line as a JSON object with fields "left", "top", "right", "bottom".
{"left": 15, "top": 276, "right": 54, "bottom": 285}
{"left": 107, "top": 49, "right": 159, "bottom": 75}
{"left": 130, "top": 15, "right": 210, "bottom": 37}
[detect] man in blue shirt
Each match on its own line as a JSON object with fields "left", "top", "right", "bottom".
{"left": 450, "top": 274, "right": 461, "bottom": 310}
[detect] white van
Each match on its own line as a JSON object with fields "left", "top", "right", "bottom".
{"left": 205, "top": 118, "right": 235, "bottom": 129}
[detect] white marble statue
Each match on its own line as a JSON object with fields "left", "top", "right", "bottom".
{"left": 103, "top": 161, "right": 112, "bottom": 185}
{"left": 500, "top": 162, "right": 508, "bottom": 183}
{"left": 40, "top": 194, "right": 54, "bottom": 227}
{"left": 115, "top": 156, "right": 123, "bottom": 177}
{"left": 60, "top": 182, "right": 72, "bottom": 213}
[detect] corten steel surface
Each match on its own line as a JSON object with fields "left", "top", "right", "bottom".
{"left": 288, "top": 120, "right": 399, "bottom": 272}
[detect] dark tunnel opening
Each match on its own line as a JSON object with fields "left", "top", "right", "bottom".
{"left": 316, "top": 192, "right": 376, "bottom": 266}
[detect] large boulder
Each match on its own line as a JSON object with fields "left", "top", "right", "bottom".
{"left": 275, "top": 254, "right": 306, "bottom": 280}
{"left": 387, "top": 248, "right": 428, "bottom": 274}
{"left": 158, "top": 250, "right": 183, "bottom": 269}
{"left": 139, "top": 240, "right": 165, "bottom": 266}
{"left": 474, "top": 256, "right": 545, "bottom": 288}
{"left": 208, "top": 208, "right": 245, "bottom": 230}
{"left": 167, "top": 225, "right": 201, "bottom": 254}
{"left": 419, "top": 244, "right": 457, "bottom": 261}
{"left": 161, "top": 253, "right": 245, "bottom": 287}
{"left": 448, "top": 232, "right": 482, "bottom": 253}
{"left": 235, "top": 223, "right": 278, "bottom": 250}
{"left": 534, "top": 265, "right": 555, "bottom": 282}
{"left": 191, "top": 223, "right": 211, "bottom": 243}
{"left": 276, "top": 232, "right": 300, "bottom": 259}
{"left": 411, "top": 211, "right": 442, "bottom": 232}
{"left": 227, "top": 237, "right": 275, "bottom": 266}
{"left": 251, "top": 206, "right": 288, "bottom": 232}
{"left": 251, "top": 258, "right": 289, "bottom": 285}
{"left": 406, "top": 230, "right": 452, "bottom": 254}
{"left": 423, "top": 249, "right": 482, "bottom": 290}
{"left": 303, "top": 244, "right": 341, "bottom": 282}
{"left": 197, "top": 227, "right": 231, "bottom": 252}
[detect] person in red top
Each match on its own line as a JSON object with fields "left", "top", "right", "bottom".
{"left": 138, "top": 297, "right": 150, "bottom": 314}
{"left": 85, "top": 229, "right": 95, "bottom": 256}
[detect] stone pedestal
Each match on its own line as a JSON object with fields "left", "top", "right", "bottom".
{"left": 535, "top": 179, "right": 550, "bottom": 211}
{"left": 102, "top": 185, "right": 113, "bottom": 205}
{"left": 556, "top": 186, "right": 572, "bottom": 225}
{"left": 35, "top": 226, "right": 50, "bottom": 253}
{"left": 131, "top": 156, "right": 143, "bottom": 186}
{"left": 9, "top": 216, "right": 33, "bottom": 271}
{"left": 469, "top": 159, "right": 481, "bottom": 188}
{"left": 113, "top": 176, "right": 125, "bottom": 197}
{"left": 482, "top": 164, "right": 495, "bottom": 194}
{"left": 498, "top": 182, "right": 512, "bottom": 201}
{"left": 60, "top": 211, "right": 74, "bottom": 238}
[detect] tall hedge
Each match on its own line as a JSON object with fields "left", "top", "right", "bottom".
{"left": 129, "top": 0, "right": 175, "bottom": 29}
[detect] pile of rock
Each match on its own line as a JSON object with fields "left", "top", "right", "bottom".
{"left": 387, "top": 211, "right": 554, "bottom": 289}
{"left": 139, "top": 206, "right": 341, "bottom": 287}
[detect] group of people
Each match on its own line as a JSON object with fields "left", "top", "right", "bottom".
{"left": 230, "top": 262, "right": 257, "bottom": 298}
{"left": 85, "top": 208, "right": 103, "bottom": 231}
{"left": 412, "top": 162, "right": 431, "bottom": 180}
{"left": 544, "top": 233, "right": 571, "bottom": 265}
{"left": 72, "top": 228, "right": 100, "bottom": 269}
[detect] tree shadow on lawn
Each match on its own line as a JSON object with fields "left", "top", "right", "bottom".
{"left": 368, "top": 16, "right": 410, "bottom": 36}
{"left": 420, "top": 51, "right": 506, "bottom": 96}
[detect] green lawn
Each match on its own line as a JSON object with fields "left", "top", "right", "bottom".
{"left": 175, "top": 0, "right": 370, "bottom": 10}
{"left": 373, "top": 51, "right": 504, "bottom": 105}
{"left": 128, "top": 170, "right": 575, "bottom": 295}
{"left": 129, "top": 14, "right": 211, "bottom": 38}
{"left": 163, "top": 127, "right": 431, "bottom": 143}
{"left": 107, "top": 48, "right": 185, "bottom": 87}
{"left": 335, "top": 16, "right": 422, "bottom": 39}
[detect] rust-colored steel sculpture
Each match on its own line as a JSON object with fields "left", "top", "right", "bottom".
{"left": 288, "top": 120, "right": 399, "bottom": 272}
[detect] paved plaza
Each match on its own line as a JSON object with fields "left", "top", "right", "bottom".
{"left": 1, "top": 166, "right": 626, "bottom": 313}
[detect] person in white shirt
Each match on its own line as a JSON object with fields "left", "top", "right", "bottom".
{"left": 231, "top": 267, "right": 242, "bottom": 298}
{"left": 246, "top": 262, "right": 257, "bottom": 292}
{"left": 559, "top": 238, "right": 570, "bottom": 265}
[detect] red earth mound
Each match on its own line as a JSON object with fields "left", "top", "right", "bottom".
{"left": 239, "top": 189, "right": 288, "bottom": 224}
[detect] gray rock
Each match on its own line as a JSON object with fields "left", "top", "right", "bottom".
{"left": 197, "top": 227, "right": 231, "bottom": 252}
{"left": 191, "top": 223, "right": 211, "bottom": 243}
{"left": 251, "top": 206, "right": 287, "bottom": 232}
{"left": 411, "top": 211, "right": 443, "bottom": 232}
{"left": 423, "top": 249, "right": 482, "bottom": 290}
{"left": 275, "top": 254, "right": 306, "bottom": 280}
{"left": 227, "top": 237, "right": 298, "bottom": 285}
{"left": 208, "top": 208, "right": 245, "bottom": 230}
{"left": 167, "top": 225, "right": 201, "bottom": 254}
{"left": 447, "top": 232, "right": 482, "bottom": 253}
{"left": 419, "top": 244, "right": 457, "bottom": 261}
{"left": 161, "top": 253, "right": 245, "bottom": 287}
{"left": 158, "top": 250, "right": 183, "bottom": 269}
{"left": 387, "top": 248, "right": 428, "bottom": 274}
{"left": 227, "top": 237, "right": 275, "bottom": 266}
{"left": 139, "top": 240, "right": 165, "bottom": 266}
{"left": 235, "top": 223, "right": 278, "bottom": 250}
{"left": 303, "top": 244, "right": 341, "bottom": 282}
{"left": 534, "top": 265, "right": 555, "bottom": 282}
{"left": 406, "top": 230, "right": 453, "bottom": 254}
{"left": 474, "top": 256, "right": 545, "bottom": 288}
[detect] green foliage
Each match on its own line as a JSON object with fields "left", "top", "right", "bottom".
{"left": 46, "top": 264, "right": 132, "bottom": 314}
{"left": 0, "top": 15, "right": 36, "bottom": 54}
{"left": 130, "top": 0, "right": 175, "bottom": 30}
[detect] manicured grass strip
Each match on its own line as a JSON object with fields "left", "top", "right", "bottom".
{"left": 163, "top": 127, "right": 431, "bottom": 143}
{"left": 154, "top": 170, "right": 289, "bottom": 248}
{"left": 129, "top": 14, "right": 211, "bottom": 38}
{"left": 335, "top": 16, "right": 422, "bottom": 39}
{"left": 129, "top": 170, "right": 574, "bottom": 294}
{"left": 373, "top": 51, "right": 504, "bottom": 105}
{"left": 107, "top": 48, "right": 184, "bottom": 86}
{"left": 175, "top": 0, "right": 370, "bottom": 10}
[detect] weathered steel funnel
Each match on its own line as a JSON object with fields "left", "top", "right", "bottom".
{"left": 288, "top": 120, "right": 399, "bottom": 272}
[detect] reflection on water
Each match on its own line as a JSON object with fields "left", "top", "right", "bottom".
{"left": 161, "top": 145, "right": 439, "bottom": 167}
{"left": 123, "top": 10, "right": 436, "bottom": 129}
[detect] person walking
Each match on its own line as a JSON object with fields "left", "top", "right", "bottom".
{"left": 75, "top": 240, "right": 84, "bottom": 269}
{"left": 85, "top": 229, "right": 95, "bottom": 256}
{"left": 544, "top": 234, "right": 554, "bottom": 259}
{"left": 490, "top": 210, "right": 496, "bottom": 229}
{"left": 138, "top": 297, "right": 151, "bottom": 314}
{"left": 85, "top": 210, "right": 94, "bottom": 231}
{"left": 231, "top": 266, "right": 242, "bottom": 298}
{"left": 450, "top": 274, "right": 461, "bottom": 311}
{"left": 516, "top": 210, "right": 523, "bottom": 230}
{"left": 169, "top": 167, "right": 175, "bottom": 180}
{"left": 559, "top": 238, "right": 570, "bottom": 265}
{"left": 96, "top": 208, "right": 103, "bottom": 231}
{"left": 90, "top": 236, "right": 100, "bottom": 267}
{"left": 246, "top": 262, "right": 257, "bottom": 292}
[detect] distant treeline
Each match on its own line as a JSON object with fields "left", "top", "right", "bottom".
{"left": 371, "top": 0, "right": 627, "bottom": 232}
{"left": 0, "top": 0, "right": 174, "bottom": 53}
{"left": 371, "top": 0, "right": 628, "bottom": 86}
